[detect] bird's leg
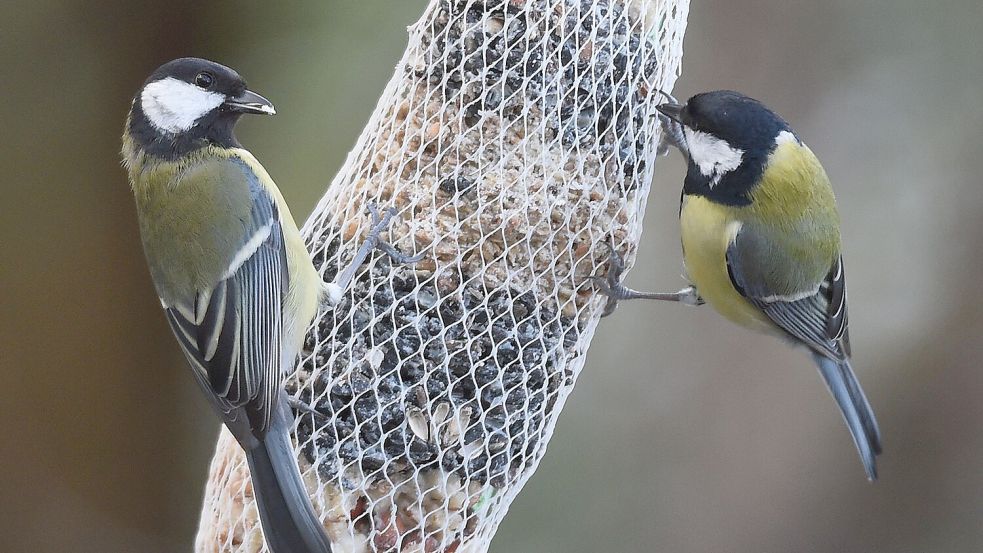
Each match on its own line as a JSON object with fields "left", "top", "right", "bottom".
{"left": 592, "top": 247, "right": 704, "bottom": 317}
{"left": 321, "top": 203, "right": 425, "bottom": 307}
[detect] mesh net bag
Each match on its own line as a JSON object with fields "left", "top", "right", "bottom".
{"left": 195, "top": 1, "right": 688, "bottom": 551}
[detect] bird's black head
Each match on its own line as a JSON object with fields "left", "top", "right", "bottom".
{"left": 126, "top": 58, "right": 275, "bottom": 160}
{"left": 658, "top": 90, "right": 796, "bottom": 206}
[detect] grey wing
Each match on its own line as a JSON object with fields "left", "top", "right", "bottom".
{"left": 726, "top": 228, "right": 849, "bottom": 361}
{"left": 164, "top": 179, "right": 289, "bottom": 436}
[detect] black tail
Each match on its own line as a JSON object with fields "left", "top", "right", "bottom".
{"left": 813, "top": 354, "right": 883, "bottom": 480}
{"left": 244, "top": 402, "right": 332, "bottom": 553}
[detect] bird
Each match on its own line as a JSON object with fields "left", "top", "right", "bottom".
{"left": 121, "top": 57, "right": 415, "bottom": 552}
{"left": 596, "top": 90, "right": 882, "bottom": 480}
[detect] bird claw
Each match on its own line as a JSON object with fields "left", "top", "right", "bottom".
{"left": 591, "top": 245, "right": 703, "bottom": 317}
{"left": 366, "top": 203, "right": 425, "bottom": 264}
{"left": 366, "top": 202, "right": 393, "bottom": 231}
{"left": 587, "top": 275, "right": 619, "bottom": 317}
{"left": 320, "top": 202, "right": 426, "bottom": 308}
{"left": 657, "top": 114, "right": 688, "bottom": 157}
{"left": 376, "top": 240, "right": 427, "bottom": 264}
{"left": 287, "top": 397, "right": 328, "bottom": 421}
{"left": 654, "top": 89, "right": 689, "bottom": 158}
{"left": 591, "top": 247, "right": 635, "bottom": 317}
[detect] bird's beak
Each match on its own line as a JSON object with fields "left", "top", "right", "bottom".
{"left": 656, "top": 101, "right": 684, "bottom": 124}
{"left": 225, "top": 89, "right": 276, "bottom": 115}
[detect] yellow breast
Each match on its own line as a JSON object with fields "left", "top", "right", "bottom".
{"left": 679, "top": 195, "right": 776, "bottom": 334}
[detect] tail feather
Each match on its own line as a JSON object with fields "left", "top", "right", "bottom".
{"left": 812, "top": 354, "right": 882, "bottom": 480}
{"left": 244, "top": 400, "right": 332, "bottom": 553}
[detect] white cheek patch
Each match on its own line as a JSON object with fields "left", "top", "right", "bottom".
{"left": 684, "top": 127, "right": 744, "bottom": 187}
{"left": 140, "top": 77, "right": 225, "bottom": 134}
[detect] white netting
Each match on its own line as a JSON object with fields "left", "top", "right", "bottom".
{"left": 196, "top": 1, "right": 688, "bottom": 551}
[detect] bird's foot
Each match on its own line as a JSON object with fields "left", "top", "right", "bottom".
{"left": 366, "top": 203, "right": 426, "bottom": 265}
{"left": 657, "top": 115, "right": 688, "bottom": 158}
{"left": 287, "top": 397, "right": 328, "bottom": 421}
{"left": 321, "top": 202, "right": 425, "bottom": 308}
{"left": 655, "top": 90, "right": 689, "bottom": 158}
{"left": 592, "top": 247, "right": 704, "bottom": 317}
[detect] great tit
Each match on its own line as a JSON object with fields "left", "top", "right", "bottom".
{"left": 598, "top": 90, "right": 882, "bottom": 480}
{"left": 122, "top": 58, "right": 410, "bottom": 552}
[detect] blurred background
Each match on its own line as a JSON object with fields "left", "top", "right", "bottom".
{"left": 2, "top": 1, "right": 982, "bottom": 551}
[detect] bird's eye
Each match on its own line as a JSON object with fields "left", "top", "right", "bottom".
{"left": 195, "top": 72, "right": 214, "bottom": 89}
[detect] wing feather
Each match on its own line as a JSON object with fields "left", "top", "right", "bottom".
{"left": 727, "top": 226, "right": 848, "bottom": 361}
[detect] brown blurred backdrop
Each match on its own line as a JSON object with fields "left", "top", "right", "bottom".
{"left": 2, "top": 1, "right": 982, "bottom": 552}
